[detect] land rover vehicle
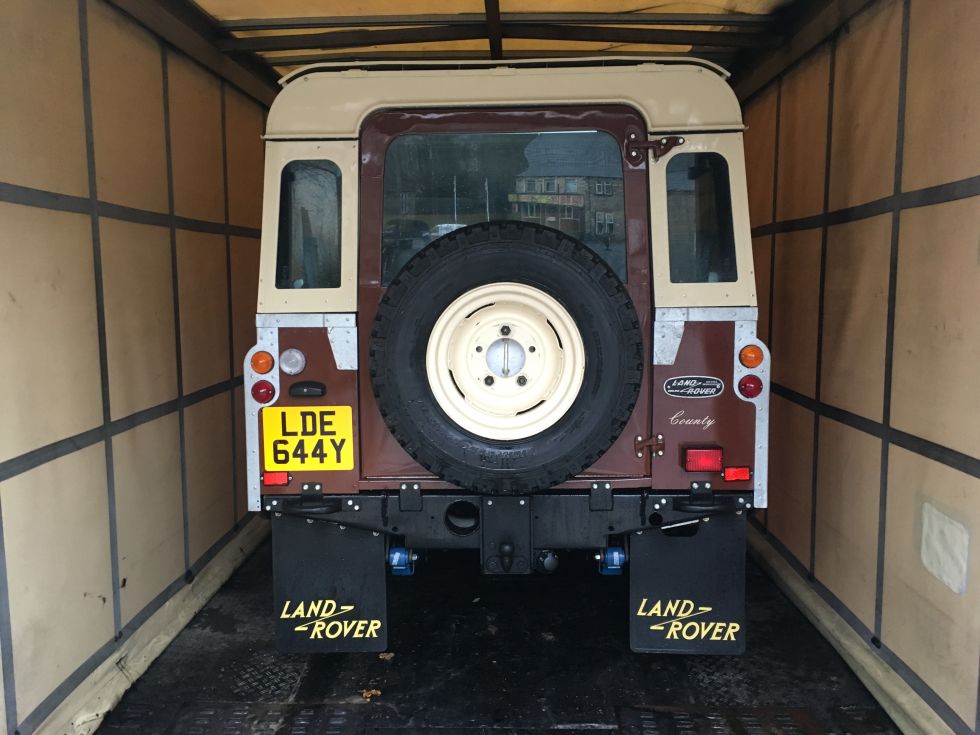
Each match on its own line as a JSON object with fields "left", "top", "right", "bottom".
{"left": 245, "top": 57, "right": 770, "bottom": 655}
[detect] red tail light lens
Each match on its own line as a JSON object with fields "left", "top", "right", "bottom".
{"left": 262, "top": 471, "right": 289, "bottom": 486}
{"left": 251, "top": 380, "right": 275, "bottom": 403}
{"left": 723, "top": 466, "right": 752, "bottom": 481}
{"left": 684, "top": 447, "right": 723, "bottom": 472}
{"left": 738, "top": 374, "right": 763, "bottom": 398}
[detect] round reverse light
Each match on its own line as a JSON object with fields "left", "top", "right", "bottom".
{"left": 739, "top": 344, "right": 764, "bottom": 368}
{"left": 251, "top": 380, "right": 275, "bottom": 404}
{"left": 738, "top": 374, "right": 764, "bottom": 399}
{"left": 279, "top": 348, "right": 306, "bottom": 376}
{"left": 250, "top": 350, "right": 274, "bottom": 374}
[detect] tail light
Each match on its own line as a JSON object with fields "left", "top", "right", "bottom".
{"left": 684, "top": 447, "right": 723, "bottom": 473}
{"left": 738, "top": 374, "right": 763, "bottom": 398}
{"left": 262, "top": 471, "right": 290, "bottom": 486}
{"left": 723, "top": 466, "right": 752, "bottom": 481}
{"left": 251, "top": 380, "right": 275, "bottom": 404}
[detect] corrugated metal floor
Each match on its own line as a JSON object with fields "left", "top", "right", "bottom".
{"left": 99, "top": 542, "right": 897, "bottom": 734}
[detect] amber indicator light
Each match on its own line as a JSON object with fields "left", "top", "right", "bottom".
{"left": 739, "top": 345, "right": 764, "bottom": 368}
{"left": 250, "top": 351, "right": 274, "bottom": 374}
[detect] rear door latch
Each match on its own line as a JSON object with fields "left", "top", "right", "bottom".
{"left": 635, "top": 434, "right": 665, "bottom": 458}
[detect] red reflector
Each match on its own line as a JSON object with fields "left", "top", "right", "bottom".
{"left": 251, "top": 379, "right": 275, "bottom": 404}
{"left": 738, "top": 374, "right": 764, "bottom": 398}
{"left": 262, "top": 471, "right": 289, "bottom": 486}
{"left": 723, "top": 466, "right": 752, "bottom": 481}
{"left": 684, "top": 447, "right": 723, "bottom": 472}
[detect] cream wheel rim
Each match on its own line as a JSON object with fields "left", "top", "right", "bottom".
{"left": 426, "top": 282, "right": 586, "bottom": 440}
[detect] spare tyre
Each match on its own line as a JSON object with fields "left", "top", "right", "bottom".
{"left": 370, "top": 222, "right": 643, "bottom": 494}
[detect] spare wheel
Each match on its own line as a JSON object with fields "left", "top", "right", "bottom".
{"left": 369, "top": 222, "right": 643, "bottom": 494}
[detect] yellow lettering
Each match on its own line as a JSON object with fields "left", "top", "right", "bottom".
{"left": 311, "top": 621, "right": 326, "bottom": 639}
{"left": 353, "top": 620, "right": 368, "bottom": 638}
{"left": 307, "top": 600, "right": 322, "bottom": 618}
{"left": 710, "top": 623, "right": 724, "bottom": 640}
{"left": 367, "top": 620, "right": 381, "bottom": 638}
{"left": 724, "top": 623, "right": 741, "bottom": 641}
{"left": 290, "top": 602, "right": 306, "bottom": 619}
{"left": 280, "top": 601, "right": 293, "bottom": 619}
{"left": 649, "top": 600, "right": 662, "bottom": 616}
{"left": 679, "top": 600, "right": 695, "bottom": 616}
{"left": 664, "top": 599, "right": 679, "bottom": 616}
{"left": 666, "top": 621, "right": 683, "bottom": 639}
{"left": 325, "top": 620, "right": 343, "bottom": 639}
{"left": 636, "top": 598, "right": 652, "bottom": 616}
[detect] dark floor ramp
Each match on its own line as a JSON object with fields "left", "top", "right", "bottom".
{"left": 99, "top": 542, "right": 897, "bottom": 735}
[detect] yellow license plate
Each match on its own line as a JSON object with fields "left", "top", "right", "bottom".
{"left": 262, "top": 406, "right": 354, "bottom": 471}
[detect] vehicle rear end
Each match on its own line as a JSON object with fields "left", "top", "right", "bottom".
{"left": 244, "top": 59, "right": 770, "bottom": 654}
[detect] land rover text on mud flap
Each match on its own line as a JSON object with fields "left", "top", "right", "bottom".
{"left": 245, "top": 57, "right": 770, "bottom": 655}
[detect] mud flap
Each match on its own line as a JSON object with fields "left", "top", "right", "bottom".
{"left": 628, "top": 513, "right": 746, "bottom": 654}
{"left": 272, "top": 513, "right": 388, "bottom": 652}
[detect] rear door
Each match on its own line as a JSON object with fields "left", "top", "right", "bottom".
{"left": 356, "top": 105, "right": 653, "bottom": 488}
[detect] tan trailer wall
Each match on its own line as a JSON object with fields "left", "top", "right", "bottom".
{"left": 0, "top": 1, "right": 266, "bottom": 732}
{"left": 742, "top": 0, "right": 980, "bottom": 732}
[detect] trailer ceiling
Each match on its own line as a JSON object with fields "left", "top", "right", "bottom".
{"left": 105, "top": 0, "right": 829, "bottom": 102}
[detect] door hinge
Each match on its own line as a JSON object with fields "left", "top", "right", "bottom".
{"left": 634, "top": 434, "right": 665, "bottom": 458}
{"left": 625, "top": 132, "right": 686, "bottom": 164}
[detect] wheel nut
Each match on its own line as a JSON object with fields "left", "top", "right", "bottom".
{"left": 476, "top": 346, "right": 483, "bottom": 352}
{"left": 528, "top": 346, "right": 535, "bottom": 353}
{"left": 484, "top": 376, "right": 494, "bottom": 386}
{"left": 517, "top": 376, "right": 528, "bottom": 386}
{"left": 500, "top": 325, "right": 511, "bottom": 336}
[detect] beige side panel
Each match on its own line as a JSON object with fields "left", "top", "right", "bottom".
{"left": 225, "top": 88, "right": 266, "bottom": 229}
{"left": 101, "top": 218, "right": 177, "bottom": 419}
{"left": 177, "top": 229, "right": 231, "bottom": 394}
{"left": 0, "top": 203, "right": 102, "bottom": 462}
{"left": 649, "top": 133, "right": 757, "bottom": 308}
{"left": 892, "top": 199, "right": 980, "bottom": 457}
{"left": 2, "top": 444, "right": 114, "bottom": 720}
{"left": 185, "top": 394, "right": 234, "bottom": 563}
{"left": 771, "top": 229, "right": 821, "bottom": 397}
{"left": 767, "top": 394, "right": 814, "bottom": 566}
{"left": 87, "top": 0, "right": 168, "bottom": 213}
{"left": 752, "top": 235, "right": 773, "bottom": 344}
{"left": 258, "top": 141, "right": 359, "bottom": 313}
{"left": 828, "top": 0, "right": 901, "bottom": 211}
{"left": 743, "top": 87, "right": 777, "bottom": 228}
{"left": 814, "top": 419, "right": 880, "bottom": 629}
{"left": 231, "top": 237, "right": 261, "bottom": 376}
{"left": 167, "top": 51, "right": 225, "bottom": 223}
{"left": 234, "top": 384, "right": 248, "bottom": 520}
{"left": 821, "top": 215, "right": 890, "bottom": 421}
{"left": 776, "top": 48, "right": 830, "bottom": 222}
{"left": 113, "top": 414, "right": 183, "bottom": 625}
{"left": 883, "top": 447, "right": 980, "bottom": 729}
{"left": 903, "top": 0, "right": 980, "bottom": 191}
{"left": 0, "top": 0, "right": 87, "bottom": 196}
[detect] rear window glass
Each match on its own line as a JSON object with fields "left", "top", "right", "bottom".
{"left": 381, "top": 131, "right": 627, "bottom": 284}
{"left": 666, "top": 153, "right": 737, "bottom": 283}
{"left": 276, "top": 160, "right": 342, "bottom": 289}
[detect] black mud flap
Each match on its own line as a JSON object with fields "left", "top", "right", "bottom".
{"left": 272, "top": 513, "right": 388, "bottom": 652}
{"left": 628, "top": 513, "right": 746, "bottom": 654}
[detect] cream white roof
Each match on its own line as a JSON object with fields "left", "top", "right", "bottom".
{"left": 265, "top": 57, "right": 744, "bottom": 139}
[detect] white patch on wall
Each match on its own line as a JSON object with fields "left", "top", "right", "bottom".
{"left": 920, "top": 502, "right": 969, "bottom": 594}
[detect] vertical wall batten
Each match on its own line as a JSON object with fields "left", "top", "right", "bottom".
{"left": 809, "top": 36, "right": 837, "bottom": 578}
{"left": 161, "top": 46, "right": 193, "bottom": 578}
{"left": 873, "top": 0, "right": 910, "bottom": 640}
{"left": 220, "top": 81, "right": 240, "bottom": 526}
{"left": 78, "top": 0, "right": 123, "bottom": 641}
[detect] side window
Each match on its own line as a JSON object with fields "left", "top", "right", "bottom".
{"left": 666, "top": 153, "right": 737, "bottom": 283}
{"left": 276, "top": 160, "right": 342, "bottom": 289}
